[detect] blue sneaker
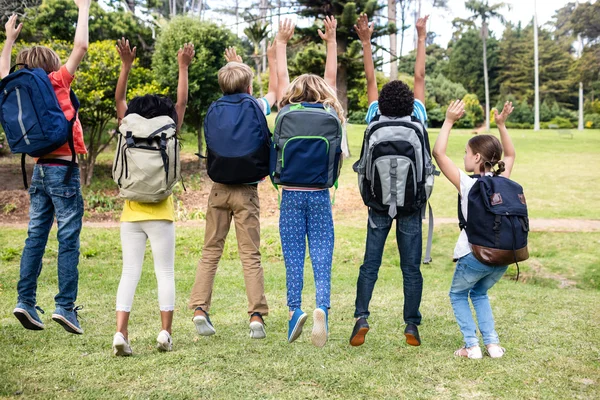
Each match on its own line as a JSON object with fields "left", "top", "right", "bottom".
{"left": 311, "top": 306, "right": 329, "bottom": 348}
{"left": 288, "top": 308, "right": 308, "bottom": 343}
{"left": 52, "top": 306, "right": 83, "bottom": 334}
{"left": 13, "top": 303, "right": 45, "bottom": 330}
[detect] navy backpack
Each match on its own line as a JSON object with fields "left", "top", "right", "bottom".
{"left": 203, "top": 93, "right": 271, "bottom": 184}
{"left": 458, "top": 175, "right": 529, "bottom": 279}
{"left": 0, "top": 65, "right": 79, "bottom": 188}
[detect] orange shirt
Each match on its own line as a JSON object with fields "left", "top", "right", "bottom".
{"left": 45, "top": 66, "right": 87, "bottom": 156}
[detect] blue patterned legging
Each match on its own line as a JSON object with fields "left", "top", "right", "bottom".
{"left": 279, "top": 189, "right": 334, "bottom": 311}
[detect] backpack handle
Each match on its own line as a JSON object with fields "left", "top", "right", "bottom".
{"left": 9, "top": 63, "right": 28, "bottom": 74}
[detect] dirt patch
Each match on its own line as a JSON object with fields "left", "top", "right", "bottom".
{"left": 519, "top": 259, "right": 578, "bottom": 289}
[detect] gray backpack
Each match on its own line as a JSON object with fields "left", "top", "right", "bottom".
{"left": 112, "top": 114, "right": 181, "bottom": 203}
{"left": 353, "top": 115, "right": 438, "bottom": 263}
{"left": 270, "top": 103, "right": 343, "bottom": 188}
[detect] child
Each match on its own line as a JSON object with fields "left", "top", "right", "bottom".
{"left": 349, "top": 14, "right": 429, "bottom": 347}
{"left": 275, "top": 17, "right": 345, "bottom": 348}
{"left": 1, "top": 1, "right": 90, "bottom": 334}
{"left": 112, "top": 38, "right": 194, "bottom": 355}
{"left": 432, "top": 100, "right": 515, "bottom": 359}
{"left": 188, "top": 42, "right": 278, "bottom": 339}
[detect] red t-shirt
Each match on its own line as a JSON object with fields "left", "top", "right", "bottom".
{"left": 45, "top": 66, "right": 87, "bottom": 156}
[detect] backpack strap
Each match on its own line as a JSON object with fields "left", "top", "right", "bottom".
{"left": 9, "top": 63, "right": 28, "bottom": 74}
{"left": 21, "top": 154, "right": 28, "bottom": 189}
{"left": 63, "top": 90, "right": 80, "bottom": 185}
{"left": 388, "top": 158, "right": 398, "bottom": 218}
{"left": 423, "top": 202, "right": 434, "bottom": 264}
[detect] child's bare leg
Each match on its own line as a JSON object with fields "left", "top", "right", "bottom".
{"left": 116, "top": 311, "right": 130, "bottom": 338}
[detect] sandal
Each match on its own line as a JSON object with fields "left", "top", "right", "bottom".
{"left": 454, "top": 345, "right": 483, "bottom": 359}
{"left": 486, "top": 344, "right": 506, "bottom": 358}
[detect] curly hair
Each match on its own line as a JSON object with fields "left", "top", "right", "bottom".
{"left": 378, "top": 80, "right": 414, "bottom": 118}
{"left": 125, "top": 95, "right": 178, "bottom": 128}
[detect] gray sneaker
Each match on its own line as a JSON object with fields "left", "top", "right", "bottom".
{"left": 13, "top": 303, "right": 45, "bottom": 330}
{"left": 113, "top": 332, "right": 132, "bottom": 356}
{"left": 52, "top": 306, "right": 83, "bottom": 334}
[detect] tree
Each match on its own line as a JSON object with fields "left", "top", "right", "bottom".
{"left": 152, "top": 16, "right": 238, "bottom": 157}
{"left": 464, "top": 0, "right": 508, "bottom": 131}
{"left": 445, "top": 29, "right": 500, "bottom": 110}
{"left": 295, "top": 0, "right": 382, "bottom": 113}
{"left": 244, "top": 20, "right": 270, "bottom": 97}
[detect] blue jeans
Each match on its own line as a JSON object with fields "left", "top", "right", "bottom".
{"left": 279, "top": 190, "right": 334, "bottom": 311}
{"left": 449, "top": 253, "right": 508, "bottom": 348}
{"left": 17, "top": 165, "right": 84, "bottom": 310}
{"left": 354, "top": 209, "right": 423, "bottom": 325}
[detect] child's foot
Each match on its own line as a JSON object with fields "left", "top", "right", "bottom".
{"left": 52, "top": 306, "right": 83, "bottom": 334}
{"left": 13, "top": 303, "right": 45, "bottom": 330}
{"left": 349, "top": 317, "right": 369, "bottom": 347}
{"left": 486, "top": 344, "right": 506, "bottom": 358}
{"left": 287, "top": 308, "right": 308, "bottom": 343}
{"left": 192, "top": 307, "right": 216, "bottom": 336}
{"left": 311, "top": 307, "right": 328, "bottom": 348}
{"left": 113, "top": 332, "right": 132, "bottom": 356}
{"left": 157, "top": 330, "right": 173, "bottom": 352}
{"left": 404, "top": 323, "right": 421, "bottom": 346}
{"left": 454, "top": 345, "right": 483, "bottom": 359}
{"left": 249, "top": 312, "right": 266, "bottom": 339}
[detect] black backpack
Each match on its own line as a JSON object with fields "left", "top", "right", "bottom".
{"left": 458, "top": 175, "right": 529, "bottom": 278}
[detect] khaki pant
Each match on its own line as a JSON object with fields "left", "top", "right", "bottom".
{"left": 189, "top": 183, "right": 268, "bottom": 316}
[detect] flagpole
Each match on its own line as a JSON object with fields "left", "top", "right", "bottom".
{"left": 533, "top": 0, "right": 540, "bottom": 131}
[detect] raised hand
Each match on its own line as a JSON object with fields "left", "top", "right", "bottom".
{"left": 445, "top": 100, "right": 465, "bottom": 123}
{"left": 116, "top": 38, "right": 137, "bottom": 67}
{"left": 354, "top": 13, "right": 374, "bottom": 44}
{"left": 5, "top": 14, "right": 23, "bottom": 43}
{"left": 224, "top": 46, "right": 243, "bottom": 63}
{"left": 276, "top": 18, "right": 295, "bottom": 44}
{"left": 266, "top": 40, "right": 276, "bottom": 59}
{"left": 178, "top": 43, "right": 195, "bottom": 68}
{"left": 416, "top": 15, "right": 429, "bottom": 39}
{"left": 318, "top": 15, "right": 337, "bottom": 44}
{"left": 494, "top": 101, "right": 514, "bottom": 126}
{"left": 74, "top": 0, "right": 91, "bottom": 9}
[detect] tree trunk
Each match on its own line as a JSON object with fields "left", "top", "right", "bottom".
{"left": 337, "top": 37, "right": 348, "bottom": 115}
{"left": 126, "top": 0, "right": 135, "bottom": 13}
{"left": 254, "top": 56, "right": 263, "bottom": 97}
{"left": 482, "top": 22, "right": 490, "bottom": 132}
{"left": 388, "top": 0, "right": 398, "bottom": 80}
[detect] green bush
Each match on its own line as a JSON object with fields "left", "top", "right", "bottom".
{"left": 347, "top": 111, "right": 367, "bottom": 124}
{"left": 547, "top": 116, "right": 574, "bottom": 129}
{"left": 506, "top": 122, "right": 533, "bottom": 129}
{"left": 584, "top": 113, "right": 600, "bottom": 129}
{"left": 0, "top": 131, "right": 9, "bottom": 157}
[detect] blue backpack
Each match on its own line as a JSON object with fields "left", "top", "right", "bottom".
{"left": 458, "top": 175, "right": 529, "bottom": 278}
{"left": 0, "top": 65, "right": 79, "bottom": 188}
{"left": 203, "top": 93, "right": 271, "bottom": 184}
{"left": 270, "top": 103, "right": 342, "bottom": 189}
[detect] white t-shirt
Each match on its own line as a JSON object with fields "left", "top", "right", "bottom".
{"left": 453, "top": 171, "right": 494, "bottom": 260}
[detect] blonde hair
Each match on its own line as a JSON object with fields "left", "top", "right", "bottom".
{"left": 16, "top": 46, "right": 61, "bottom": 73}
{"left": 280, "top": 74, "right": 346, "bottom": 124}
{"left": 218, "top": 62, "right": 253, "bottom": 95}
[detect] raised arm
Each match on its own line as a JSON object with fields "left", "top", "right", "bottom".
{"left": 494, "top": 101, "right": 516, "bottom": 178}
{"left": 275, "top": 19, "right": 295, "bottom": 105}
{"left": 0, "top": 15, "right": 22, "bottom": 79}
{"left": 265, "top": 40, "right": 278, "bottom": 109}
{"left": 432, "top": 100, "right": 466, "bottom": 191}
{"left": 354, "top": 14, "right": 377, "bottom": 104}
{"left": 224, "top": 46, "right": 243, "bottom": 63}
{"left": 115, "top": 38, "right": 136, "bottom": 122}
{"left": 65, "top": 0, "right": 91, "bottom": 76}
{"left": 414, "top": 15, "right": 429, "bottom": 104}
{"left": 318, "top": 16, "right": 338, "bottom": 89}
{"left": 175, "top": 43, "right": 195, "bottom": 131}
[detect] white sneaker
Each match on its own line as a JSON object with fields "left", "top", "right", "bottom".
{"left": 193, "top": 314, "right": 216, "bottom": 336}
{"left": 454, "top": 345, "right": 483, "bottom": 359}
{"left": 113, "top": 332, "right": 132, "bottom": 356}
{"left": 249, "top": 314, "right": 266, "bottom": 339}
{"left": 486, "top": 344, "right": 506, "bottom": 358}
{"left": 156, "top": 330, "right": 173, "bottom": 352}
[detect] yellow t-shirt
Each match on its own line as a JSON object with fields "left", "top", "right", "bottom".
{"left": 120, "top": 195, "right": 175, "bottom": 222}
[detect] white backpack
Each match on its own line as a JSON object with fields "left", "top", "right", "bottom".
{"left": 112, "top": 114, "right": 181, "bottom": 203}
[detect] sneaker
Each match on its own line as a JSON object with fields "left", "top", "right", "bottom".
{"left": 349, "top": 317, "right": 370, "bottom": 347}
{"left": 287, "top": 308, "right": 308, "bottom": 343}
{"left": 157, "top": 330, "right": 173, "bottom": 352}
{"left": 192, "top": 307, "right": 216, "bottom": 336}
{"left": 311, "top": 307, "right": 329, "bottom": 348}
{"left": 113, "top": 332, "right": 132, "bottom": 356}
{"left": 52, "top": 306, "right": 83, "bottom": 334}
{"left": 249, "top": 312, "right": 266, "bottom": 339}
{"left": 486, "top": 344, "right": 506, "bottom": 358}
{"left": 13, "top": 303, "right": 45, "bottom": 330}
{"left": 454, "top": 345, "right": 483, "bottom": 359}
{"left": 404, "top": 323, "right": 421, "bottom": 346}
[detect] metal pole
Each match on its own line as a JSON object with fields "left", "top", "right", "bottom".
{"left": 533, "top": 0, "right": 540, "bottom": 131}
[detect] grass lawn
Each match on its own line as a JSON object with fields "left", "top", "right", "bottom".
{"left": 1, "top": 224, "right": 599, "bottom": 399}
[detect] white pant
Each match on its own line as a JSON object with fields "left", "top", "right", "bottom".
{"left": 116, "top": 221, "right": 176, "bottom": 312}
